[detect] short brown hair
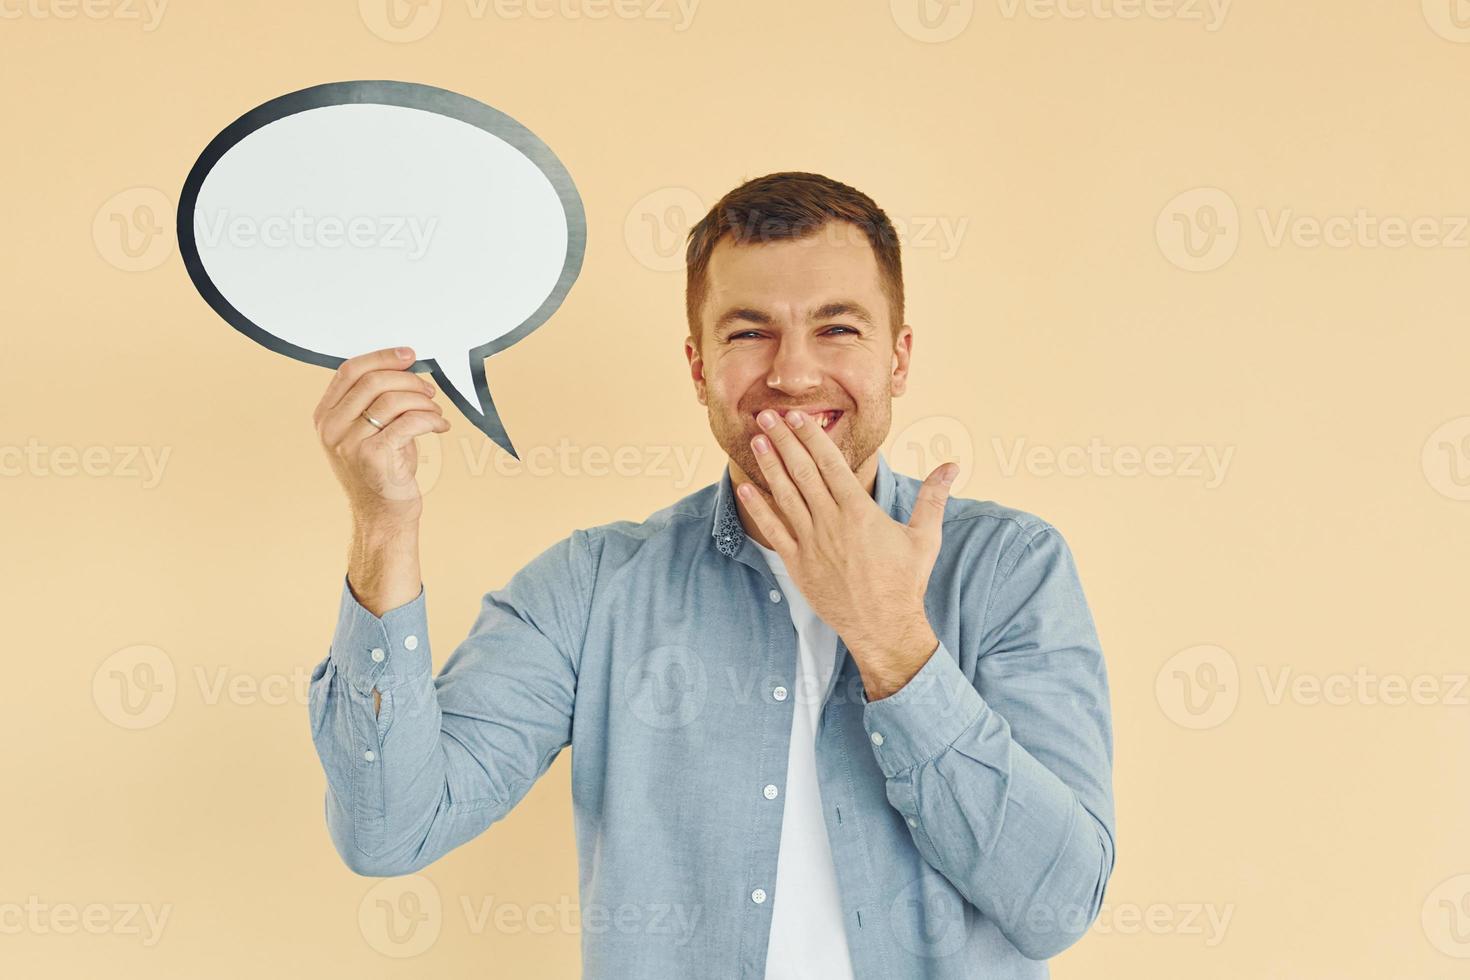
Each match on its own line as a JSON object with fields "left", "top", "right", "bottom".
{"left": 684, "top": 172, "right": 904, "bottom": 348}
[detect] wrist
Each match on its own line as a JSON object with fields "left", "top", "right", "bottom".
{"left": 848, "top": 611, "right": 938, "bottom": 701}
{"left": 347, "top": 517, "right": 422, "bottom": 617}
{"left": 351, "top": 509, "right": 421, "bottom": 543}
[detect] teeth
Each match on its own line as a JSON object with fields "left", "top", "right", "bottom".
{"left": 758, "top": 411, "right": 840, "bottom": 429}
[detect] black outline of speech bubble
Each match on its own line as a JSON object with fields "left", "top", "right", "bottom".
{"left": 177, "top": 79, "right": 587, "bottom": 460}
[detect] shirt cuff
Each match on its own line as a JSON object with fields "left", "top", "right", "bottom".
{"left": 328, "top": 574, "right": 431, "bottom": 697}
{"left": 861, "top": 639, "right": 986, "bottom": 778}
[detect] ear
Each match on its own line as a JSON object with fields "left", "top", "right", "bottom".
{"left": 685, "top": 335, "right": 707, "bottom": 406}
{"left": 890, "top": 324, "right": 914, "bottom": 398}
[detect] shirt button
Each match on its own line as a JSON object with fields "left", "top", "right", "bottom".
{"left": 768, "top": 589, "right": 781, "bottom": 603}
{"left": 763, "top": 784, "right": 779, "bottom": 800}
{"left": 404, "top": 635, "right": 419, "bottom": 651}
{"left": 870, "top": 731, "right": 885, "bottom": 746}
{"left": 370, "top": 648, "right": 385, "bottom": 663}
{"left": 363, "top": 750, "right": 376, "bottom": 762}
{"left": 772, "top": 685, "right": 788, "bottom": 702}
{"left": 751, "top": 888, "right": 767, "bottom": 905}
{"left": 907, "top": 817, "right": 918, "bottom": 827}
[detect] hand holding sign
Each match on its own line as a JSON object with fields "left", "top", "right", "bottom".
{"left": 179, "top": 80, "right": 587, "bottom": 460}
{"left": 312, "top": 344, "right": 445, "bottom": 530}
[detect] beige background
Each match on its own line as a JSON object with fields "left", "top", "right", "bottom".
{"left": 3, "top": 0, "right": 1468, "bottom": 976}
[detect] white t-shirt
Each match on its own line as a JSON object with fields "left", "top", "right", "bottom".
{"left": 751, "top": 539, "right": 857, "bottom": 980}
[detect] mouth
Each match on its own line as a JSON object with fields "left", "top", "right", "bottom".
{"left": 754, "top": 409, "right": 845, "bottom": 433}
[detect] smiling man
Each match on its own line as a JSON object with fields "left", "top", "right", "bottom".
{"left": 308, "top": 172, "right": 1116, "bottom": 979}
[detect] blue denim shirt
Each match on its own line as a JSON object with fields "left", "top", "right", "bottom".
{"left": 308, "top": 450, "right": 1115, "bottom": 978}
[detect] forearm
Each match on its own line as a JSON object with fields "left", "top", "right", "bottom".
{"left": 348, "top": 518, "right": 422, "bottom": 616}
{"left": 863, "top": 645, "right": 1115, "bottom": 960}
{"left": 901, "top": 705, "right": 1111, "bottom": 958}
{"left": 309, "top": 578, "right": 467, "bottom": 875}
{"left": 347, "top": 519, "right": 422, "bottom": 717}
{"left": 846, "top": 612, "right": 939, "bottom": 702}
{"left": 309, "top": 530, "right": 589, "bottom": 877}
{"left": 310, "top": 648, "right": 457, "bottom": 874}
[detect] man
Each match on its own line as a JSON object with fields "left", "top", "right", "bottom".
{"left": 308, "top": 172, "right": 1115, "bottom": 978}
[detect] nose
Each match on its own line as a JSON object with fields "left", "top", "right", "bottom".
{"left": 766, "top": 333, "right": 822, "bottom": 395}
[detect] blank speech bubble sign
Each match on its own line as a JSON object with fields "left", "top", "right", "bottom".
{"left": 178, "top": 80, "right": 587, "bottom": 459}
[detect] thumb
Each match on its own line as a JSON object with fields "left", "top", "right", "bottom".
{"left": 908, "top": 462, "right": 958, "bottom": 539}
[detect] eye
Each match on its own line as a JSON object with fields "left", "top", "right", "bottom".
{"left": 729, "top": 330, "right": 763, "bottom": 340}
{"left": 825, "top": 325, "right": 858, "bottom": 335}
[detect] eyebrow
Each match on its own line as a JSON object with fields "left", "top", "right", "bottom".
{"left": 713, "top": 301, "right": 876, "bottom": 338}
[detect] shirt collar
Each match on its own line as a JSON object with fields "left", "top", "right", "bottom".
{"left": 710, "top": 450, "right": 899, "bottom": 559}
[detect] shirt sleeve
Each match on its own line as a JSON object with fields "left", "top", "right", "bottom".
{"left": 307, "top": 528, "right": 594, "bottom": 877}
{"left": 859, "top": 524, "right": 1116, "bottom": 961}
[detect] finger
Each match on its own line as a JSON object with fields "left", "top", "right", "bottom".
{"left": 736, "top": 481, "right": 797, "bottom": 555}
{"left": 377, "top": 409, "right": 450, "bottom": 451}
{"left": 313, "top": 346, "right": 416, "bottom": 425}
{"left": 751, "top": 430, "right": 813, "bottom": 541}
{"left": 322, "top": 371, "right": 439, "bottom": 448}
{"left": 907, "top": 462, "right": 958, "bottom": 542}
{"left": 757, "top": 410, "right": 837, "bottom": 523}
{"left": 335, "top": 389, "right": 443, "bottom": 455}
{"left": 783, "top": 408, "right": 865, "bottom": 509}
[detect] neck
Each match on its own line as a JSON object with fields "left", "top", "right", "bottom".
{"left": 730, "top": 453, "right": 879, "bottom": 551}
